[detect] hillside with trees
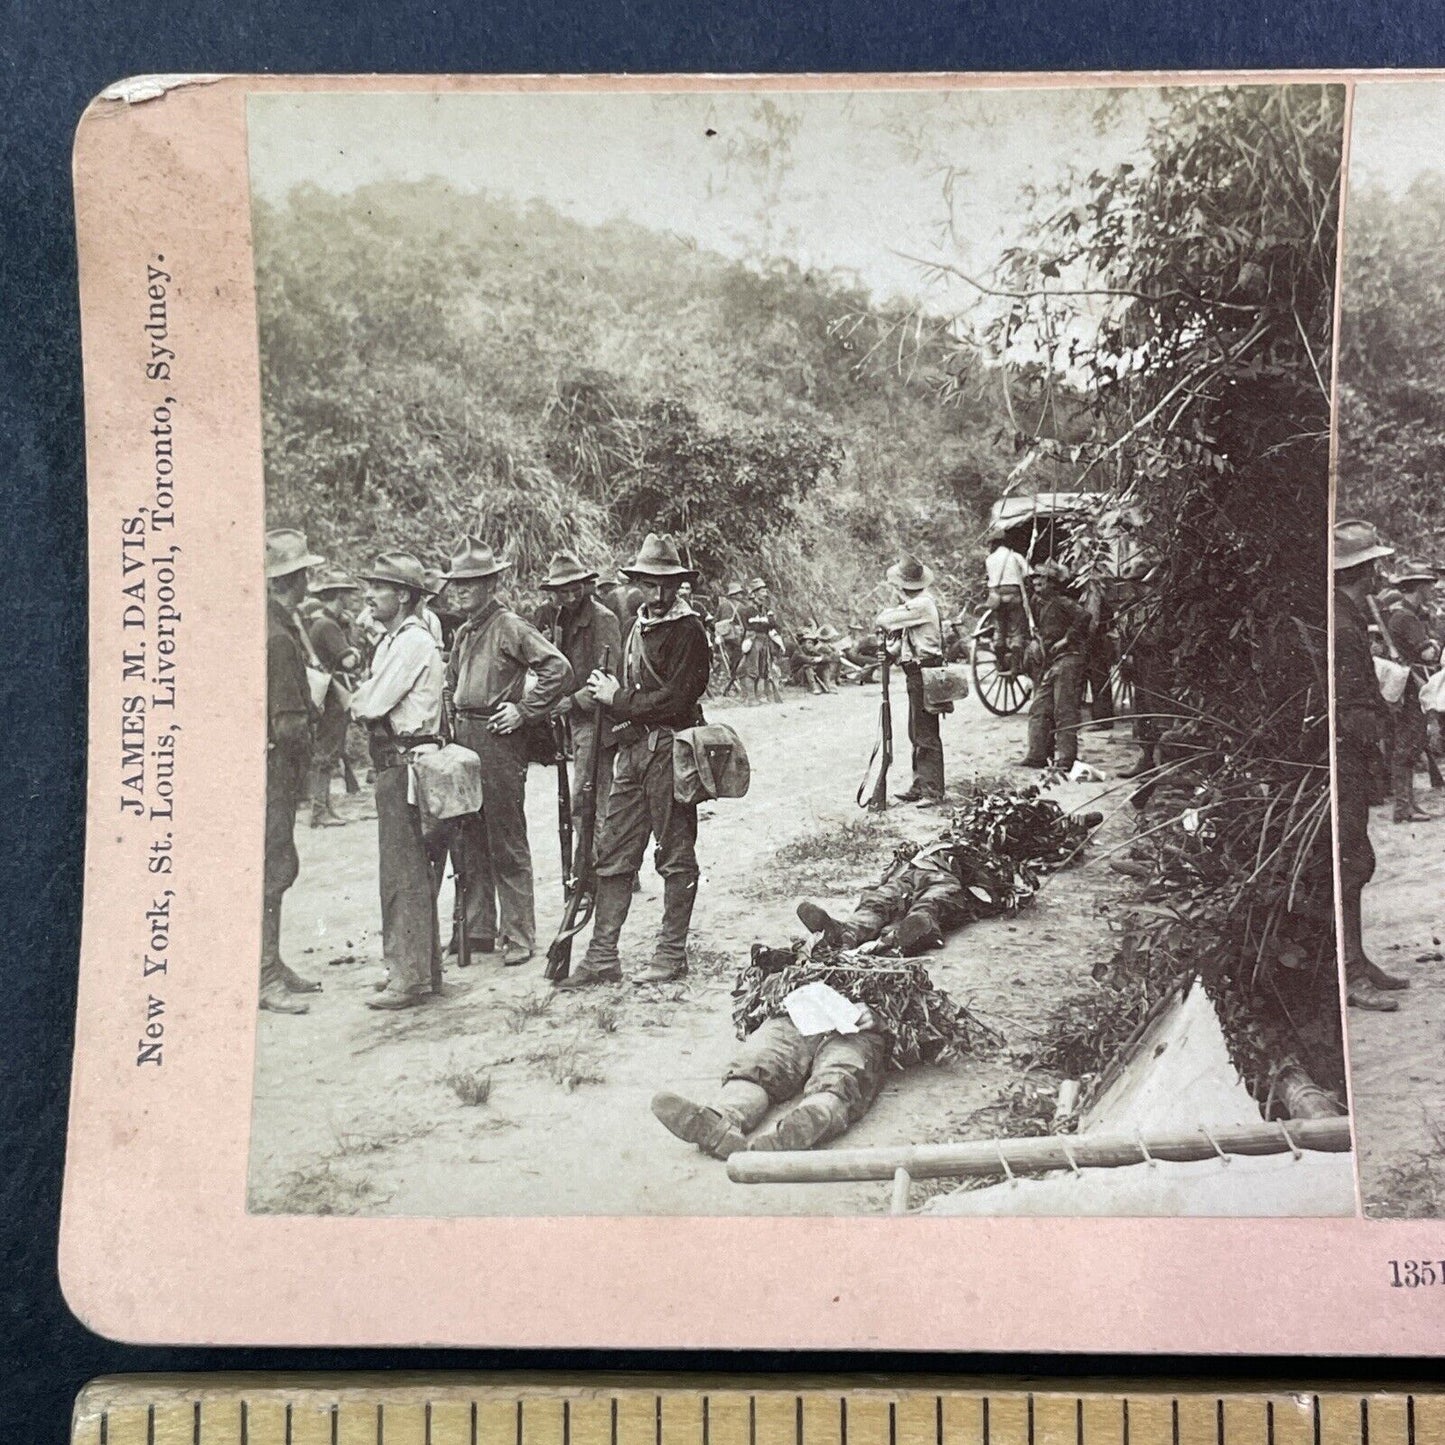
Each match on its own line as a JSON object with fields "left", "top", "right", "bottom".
{"left": 254, "top": 181, "right": 1072, "bottom": 618}
{"left": 1338, "top": 173, "right": 1445, "bottom": 556}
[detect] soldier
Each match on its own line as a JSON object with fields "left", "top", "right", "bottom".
{"left": 1080, "top": 570, "right": 1116, "bottom": 730}
{"left": 304, "top": 566, "right": 363, "bottom": 829}
{"left": 652, "top": 1001, "right": 889, "bottom": 1158}
{"left": 261, "top": 528, "right": 327, "bottom": 1015}
{"left": 713, "top": 581, "right": 747, "bottom": 688}
{"left": 1017, "top": 561, "right": 1089, "bottom": 772}
{"left": 556, "top": 533, "right": 711, "bottom": 989}
{"left": 814, "top": 624, "right": 844, "bottom": 690}
{"left": 1333, "top": 519, "right": 1409, "bottom": 1009}
{"left": 787, "top": 627, "right": 833, "bottom": 694}
{"left": 349, "top": 553, "right": 448, "bottom": 1011}
{"left": 445, "top": 536, "right": 573, "bottom": 968}
{"left": 535, "top": 549, "right": 623, "bottom": 854}
{"left": 738, "top": 578, "right": 786, "bottom": 704}
{"left": 796, "top": 803, "right": 1101, "bottom": 955}
{"left": 985, "top": 529, "right": 1031, "bottom": 673}
{"left": 876, "top": 554, "right": 946, "bottom": 804}
{"left": 1383, "top": 561, "right": 1441, "bottom": 824}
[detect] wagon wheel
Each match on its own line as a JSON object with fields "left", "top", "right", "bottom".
{"left": 970, "top": 609, "right": 1033, "bottom": 716}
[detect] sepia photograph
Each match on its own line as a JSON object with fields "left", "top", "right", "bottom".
{"left": 244, "top": 81, "right": 1354, "bottom": 1219}
{"left": 1333, "top": 80, "right": 1445, "bottom": 1219}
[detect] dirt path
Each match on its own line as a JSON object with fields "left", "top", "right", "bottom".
{"left": 1347, "top": 797, "right": 1445, "bottom": 1217}
{"left": 247, "top": 680, "right": 1142, "bottom": 1217}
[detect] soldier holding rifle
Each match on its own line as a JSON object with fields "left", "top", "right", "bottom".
{"left": 534, "top": 550, "right": 623, "bottom": 860}
{"left": 557, "top": 533, "right": 710, "bottom": 989}
{"left": 875, "top": 553, "right": 946, "bottom": 805}
{"left": 1017, "top": 561, "right": 1089, "bottom": 773}
{"left": 348, "top": 553, "right": 447, "bottom": 1012}
{"left": 1381, "top": 561, "right": 1441, "bottom": 824}
{"left": 444, "top": 536, "right": 572, "bottom": 969}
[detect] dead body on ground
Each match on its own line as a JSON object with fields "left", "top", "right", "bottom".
{"left": 651, "top": 790, "right": 1101, "bottom": 1157}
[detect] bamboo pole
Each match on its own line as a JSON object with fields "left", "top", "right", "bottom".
{"left": 727, "top": 1116, "right": 1352, "bottom": 1186}
{"left": 889, "top": 1167, "right": 912, "bottom": 1215}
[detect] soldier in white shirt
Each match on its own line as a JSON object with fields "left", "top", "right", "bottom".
{"left": 876, "top": 554, "right": 946, "bottom": 804}
{"left": 985, "top": 530, "right": 1031, "bottom": 674}
{"left": 349, "top": 553, "right": 447, "bottom": 1011}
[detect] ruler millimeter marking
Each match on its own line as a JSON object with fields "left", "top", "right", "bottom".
{"left": 71, "top": 1383, "right": 1445, "bottom": 1445}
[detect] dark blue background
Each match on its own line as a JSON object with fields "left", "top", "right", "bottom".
{"left": 7, "top": 4, "right": 1445, "bottom": 1442}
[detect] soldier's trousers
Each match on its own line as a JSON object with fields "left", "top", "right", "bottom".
{"left": 452, "top": 722, "right": 533, "bottom": 951}
{"left": 1336, "top": 736, "right": 1377, "bottom": 894}
{"left": 853, "top": 859, "right": 968, "bottom": 941}
{"left": 375, "top": 763, "right": 441, "bottom": 993}
{"left": 261, "top": 746, "right": 308, "bottom": 983}
{"left": 1392, "top": 696, "right": 1427, "bottom": 816}
{"left": 902, "top": 661, "right": 945, "bottom": 800}
{"left": 991, "top": 587, "right": 1026, "bottom": 666}
{"left": 724, "top": 1015, "right": 889, "bottom": 1122}
{"left": 263, "top": 747, "right": 307, "bottom": 899}
{"left": 594, "top": 731, "right": 698, "bottom": 882}
{"left": 1083, "top": 634, "right": 1114, "bottom": 723}
{"left": 1027, "top": 653, "right": 1084, "bottom": 768}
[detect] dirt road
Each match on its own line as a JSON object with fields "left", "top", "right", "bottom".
{"left": 248, "top": 680, "right": 1141, "bottom": 1217}
{"left": 1348, "top": 798, "right": 1445, "bottom": 1217}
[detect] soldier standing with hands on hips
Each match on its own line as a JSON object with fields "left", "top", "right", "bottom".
{"left": 444, "top": 536, "right": 572, "bottom": 969}
{"left": 557, "top": 534, "right": 711, "bottom": 990}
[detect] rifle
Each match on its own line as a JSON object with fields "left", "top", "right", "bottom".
{"left": 442, "top": 680, "right": 468, "bottom": 987}
{"left": 857, "top": 635, "right": 893, "bottom": 811}
{"left": 549, "top": 613, "right": 576, "bottom": 885}
{"left": 546, "top": 644, "right": 611, "bottom": 981}
{"left": 553, "top": 711, "right": 574, "bottom": 893}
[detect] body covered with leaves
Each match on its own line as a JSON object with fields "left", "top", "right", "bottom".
{"left": 649, "top": 790, "right": 1092, "bottom": 1158}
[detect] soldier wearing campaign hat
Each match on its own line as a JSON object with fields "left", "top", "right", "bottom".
{"left": 261, "top": 528, "right": 328, "bottom": 1014}
{"left": 1018, "top": 560, "right": 1089, "bottom": 775}
{"left": 536, "top": 549, "right": 623, "bottom": 851}
{"left": 349, "top": 552, "right": 448, "bottom": 1010}
{"left": 1333, "top": 518, "right": 1408, "bottom": 1011}
{"left": 876, "top": 552, "right": 947, "bottom": 802}
{"left": 444, "top": 536, "right": 573, "bottom": 969}
{"left": 1383, "top": 557, "right": 1442, "bottom": 826}
{"left": 557, "top": 533, "right": 710, "bottom": 990}
{"left": 304, "top": 566, "right": 363, "bottom": 829}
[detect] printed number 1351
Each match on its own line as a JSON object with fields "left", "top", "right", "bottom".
{"left": 1389, "top": 1260, "right": 1445, "bottom": 1288}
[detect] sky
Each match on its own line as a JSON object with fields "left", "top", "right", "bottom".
{"left": 1348, "top": 81, "right": 1445, "bottom": 195}
{"left": 246, "top": 86, "right": 1160, "bottom": 309}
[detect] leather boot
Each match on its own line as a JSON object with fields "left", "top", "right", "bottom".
{"left": 309, "top": 766, "right": 343, "bottom": 827}
{"left": 1347, "top": 965, "right": 1399, "bottom": 1012}
{"left": 634, "top": 873, "right": 696, "bottom": 982}
{"left": 651, "top": 1079, "right": 770, "bottom": 1159}
{"left": 259, "top": 894, "right": 308, "bottom": 1015}
{"left": 557, "top": 874, "right": 632, "bottom": 986}
{"left": 795, "top": 901, "right": 861, "bottom": 949}
{"left": 1117, "top": 748, "right": 1156, "bottom": 780}
{"left": 748, "top": 1091, "right": 850, "bottom": 1151}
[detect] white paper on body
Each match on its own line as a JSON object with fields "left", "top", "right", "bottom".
{"left": 783, "top": 981, "right": 864, "bottom": 1036}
